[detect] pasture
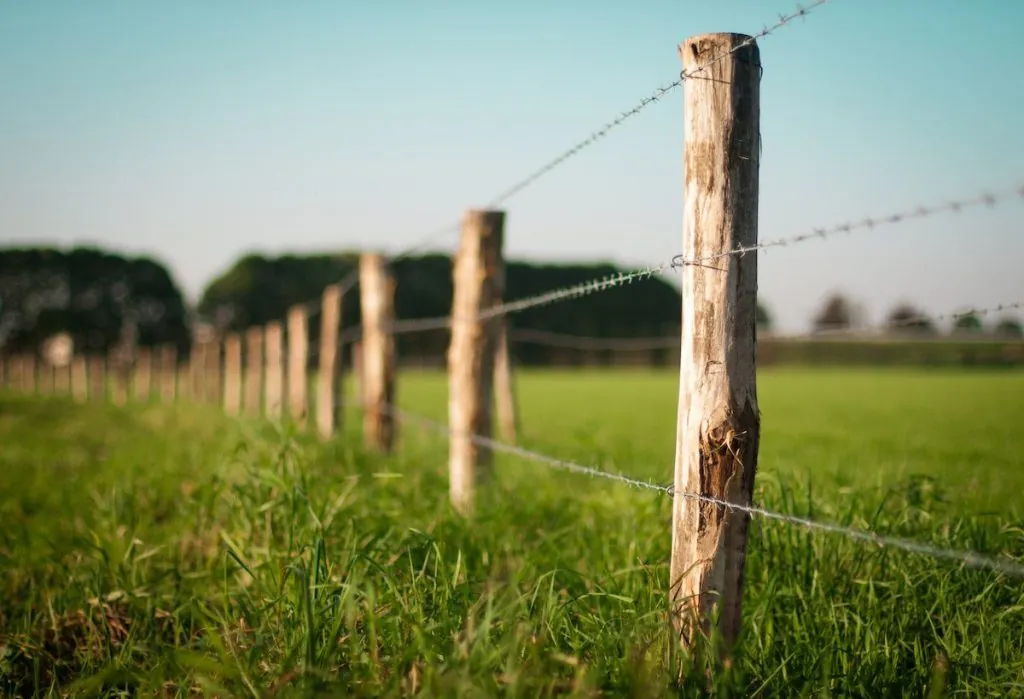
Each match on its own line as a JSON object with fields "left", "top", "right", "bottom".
{"left": 1, "top": 368, "right": 1022, "bottom": 697}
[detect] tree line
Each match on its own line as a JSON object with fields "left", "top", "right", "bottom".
{"left": 1, "top": 246, "right": 1021, "bottom": 364}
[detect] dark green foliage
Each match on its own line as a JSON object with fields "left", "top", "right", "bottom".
{"left": 197, "top": 252, "right": 779, "bottom": 367}
{"left": 0, "top": 246, "right": 190, "bottom": 356}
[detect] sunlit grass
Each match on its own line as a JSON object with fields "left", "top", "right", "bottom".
{"left": 1, "top": 368, "right": 1022, "bottom": 696}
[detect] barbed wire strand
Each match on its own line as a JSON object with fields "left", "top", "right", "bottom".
{"left": 677, "top": 185, "right": 1024, "bottom": 269}
{"left": 334, "top": 181, "right": 1024, "bottom": 340}
{"left": 278, "top": 1, "right": 831, "bottom": 317}
{"left": 366, "top": 401, "right": 1024, "bottom": 580}
{"left": 486, "top": 0, "right": 830, "bottom": 207}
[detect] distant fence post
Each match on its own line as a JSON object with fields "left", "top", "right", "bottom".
{"left": 670, "top": 32, "right": 762, "bottom": 659}
{"left": 264, "top": 321, "right": 284, "bottom": 420}
{"left": 493, "top": 320, "right": 519, "bottom": 442}
{"left": 23, "top": 354, "right": 38, "bottom": 395}
{"left": 244, "top": 327, "right": 263, "bottom": 417}
{"left": 71, "top": 356, "right": 88, "bottom": 402}
{"left": 159, "top": 345, "right": 177, "bottom": 403}
{"left": 204, "top": 338, "right": 222, "bottom": 405}
{"left": 39, "top": 361, "right": 54, "bottom": 395}
{"left": 188, "top": 342, "right": 203, "bottom": 403}
{"left": 55, "top": 361, "right": 71, "bottom": 396}
{"left": 134, "top": 347, "right": 153, "bottom": 402}
{"left": 111, "top": 353, "right": 129, "bottom": 406}
{"left": 448, "top": 209, "right": 505, "bottom": 513}
{"left": 88, "top": 355, "right": 105, "bottom": 402}
{"left": 287, "top": 305, "right": 309, "bottom": 426}
{"left": 316, "top": 284, "right": 343, "bottom": 439}
{"left": 223, "top": 333, "right": 242, "bottom": 416}
{"left": 359, "top": 253, "right": 397, "bottom": 452}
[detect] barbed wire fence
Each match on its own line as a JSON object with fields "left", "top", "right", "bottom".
{"left": 3, "top": 0, "right": 1024, "bottom": 645}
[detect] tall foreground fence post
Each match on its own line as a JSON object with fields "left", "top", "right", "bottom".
{"left": 448, "top": 210, "right": 505, "bottom": 513}
{"left": 670, "top": 33, "right": 762, "bottom": 658}
{"left": 287, "top": 305, "right": 309, "bottom": 426}
{"left": 359, "top": 253, "right": 397, "bottom": 452}
{"left": 265, "top": 322, "right": 284, "bottom": 420}
{"left": 316, "top": 284, "right": 343, "bottom": 439}
{"left": 244, "top": 328, "right": 263, "bottom": 417}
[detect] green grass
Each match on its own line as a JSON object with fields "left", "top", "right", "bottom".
{"left": 1, "top": 368, "right": 1023, "bottom": 697}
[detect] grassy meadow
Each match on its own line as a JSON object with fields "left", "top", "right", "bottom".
{"left": 1, "top": 368, "right": 1023, "bottom": 697}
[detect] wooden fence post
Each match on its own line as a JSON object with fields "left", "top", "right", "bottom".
{"left": 448, "top": 210, "right": 505, "bottom": 513}
{"left": 359, "top": 253, "right": 397, "bottom": 452}
{"left": 39, "top": 362, "right": 54, "bottom": 395}
{"left": 55, "top": 362, "right": 71, "bottom": 396}
{"left": 22, "top": 355, "right": 38, "bottom": 395}
{"left": 204, "top": 338, "right": 222, "bottom": 405}
{"left": 244, "top": 327, "right": 263, "bottom": 417}
{"left": 188, "top": 342, "right": 203, "bottom": 403}
{"left": 493, "top": 320, "right": 519, "bottom": 442}
{"left": 71, "top": 356, "right": 88, "bottom": 402}
{"left": 670, "top": 32, "right": 762, "bottom": 658}
{"left": 287, "top": 305, "right": 309, "bottom": 426}
{"left": 134, "top": 348, "right": 153, "bottom": 402}
{"left": 264, "top": 321, "right": 284, "bottom": 420}
{"left": 111, "top": 354, "right": 129, "bottom": 406}
{"left": 223, "top": 333, "right": 242, "bottom": 416}
{"left": 88, "top": 356, "right": 105, "bottom": 402}
{"left": 159, "top": 345, "right": 177, "bottom": 403}
{"left": 316, "top": 284, "right": 343, "bottom": 439}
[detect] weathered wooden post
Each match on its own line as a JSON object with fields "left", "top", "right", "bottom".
{"left": 244, "top": 327, "right": 263, "bottom": 417}
{"left": 359, "top": 253, "right": 397, "bottom": 452}
{"left": 111, "top": 354, "right": 130, "bottom": 406}
{"left": 670, "top": 33, "right": 762, "bottom": 658}
{"left": 39, "top": 362, "right": 55, "bottom": 395}
{"left": 159, "top": 345, "right": 177, "bottom": 402}
{"left": 316, "top": 284, "right": 343, "bottom": 439}
{"left": 88, "top": 355, "right": 106, "bottom": 402}
{"left": 493, "top": 320, "right": 519, "bottom": 442}
{"left": 188, "top": 341, "right": 203, "bottom": 403}
{"left": 23, "top": 355, "right": 38, "bottom": 395}
{"left": 223, "top": 333, "right": 243, "bottom": 416}
{"left": 287, "top": 305, "right": 309, "bottom": 426}
{"left": 134, "top": 347, "right": 153, "bottom": 402}
{"left": 203, "top": 338, "right": 222, "bottom": 405}
{"left": 264, "top": 321, "right": 284, "bottom": 420}
{"left": 71, "top": 356, "right": 88, "bottom": 402}
{"left": 448, "top": 210, "right": 505, "bottom": 513}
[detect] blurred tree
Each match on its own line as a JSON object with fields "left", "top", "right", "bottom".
{"left": 952, "top": 311, "right": 983, "bottom": 335}
{"left": 0, "top": 246, "right": 190, "bottom": 356}
{"left": 994, "top": 317, "right": 1023, "bottom": 339}
{"left": 885, "top": 303, "right": 936, "bottom": 336}
{"left": 812, "top": 293, "right": 855, "bottom": 332}
{"left": 198, "top": 253, "right": 684, "bottom": 365}
{"left": 756, "top": 299, "right": 773, "bottom": 333}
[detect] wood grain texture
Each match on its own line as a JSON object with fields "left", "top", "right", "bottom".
{"left": 448, "top": 210, "right": 505, "bottom": 513}
{"left": 670, "top": 32, "right": 762, "bottom": 655}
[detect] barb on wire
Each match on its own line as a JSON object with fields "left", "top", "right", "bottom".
{"left": 373, "top": 401, "right": 1024, "bottom": 580}
{"left": 675, "top": 185, "right": 1024, "bottom": 269}
{"left": 487, "top": 0, "right": 830, "bottom": 207}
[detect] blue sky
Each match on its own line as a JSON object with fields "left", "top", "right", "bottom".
{"left": 1, "top": 0, "right": 1022, "bottom": 333}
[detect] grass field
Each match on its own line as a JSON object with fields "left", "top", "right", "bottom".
{"left": 1, "top": 368, "right": 1023, "bottom": 697}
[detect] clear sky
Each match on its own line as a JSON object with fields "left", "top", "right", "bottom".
{"left": 1, "top": 0, "right": 1022, "bottom": 333}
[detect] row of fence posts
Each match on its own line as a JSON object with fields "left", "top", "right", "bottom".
{"left": 0, "top": 248, "right": 520, "bottom": 458}
{"left": 0, "top": 32, "right": 760, "bottom": 670}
